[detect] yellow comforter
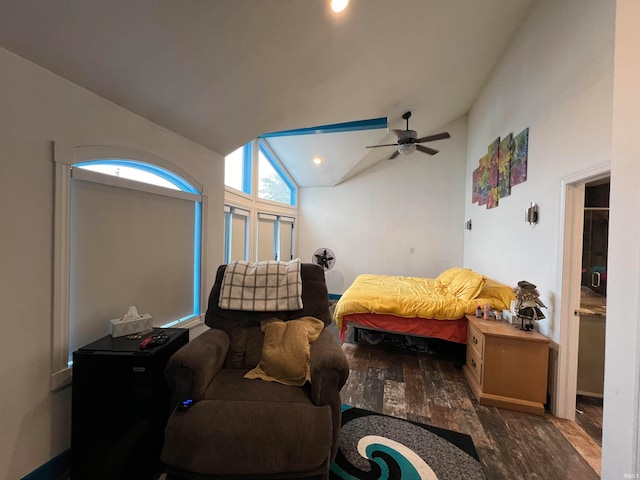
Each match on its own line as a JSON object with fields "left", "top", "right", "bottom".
{"left": 333, "top": 270, "right": 514, "bottom": 331}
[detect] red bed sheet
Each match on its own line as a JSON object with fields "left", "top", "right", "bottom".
{"left": 341, "top": 312, "right": 468, "bottom": 344}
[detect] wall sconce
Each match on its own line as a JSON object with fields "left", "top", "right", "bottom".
{"left": 525, "top": 202, "right": 539, "bottom": 224}
{"left": 464, "top": 219, "right": 472, "bottom": 230}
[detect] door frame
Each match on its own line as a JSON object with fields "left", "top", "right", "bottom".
{"left": 555, "top": 162, "right": 610, "bottom": 419}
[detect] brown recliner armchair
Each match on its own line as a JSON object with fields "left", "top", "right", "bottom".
{"left": 161, "top": 263, "right": 349, "bottom": 480}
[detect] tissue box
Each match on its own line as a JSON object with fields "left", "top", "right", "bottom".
{"left": 503, "top": 310, "right": 518, "bottom": 324}
{"left": 109, "top": 314, "right": 153, "bottom": 338}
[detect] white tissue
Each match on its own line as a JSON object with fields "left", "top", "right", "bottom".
{"left": 123, "top": 305, "right": 141, "bottom": 321}
{"left": 109, "top": 306, "right": 153, "bottom": 337}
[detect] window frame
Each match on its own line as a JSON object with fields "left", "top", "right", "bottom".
{"left": 223, "top": 204, "right": 250, "bottom": 263}
{"left": 224, "top": 139, "right": 298, "bottom": 265}
{"left": 52, "top": 143, "right": 208, "bottom": 390}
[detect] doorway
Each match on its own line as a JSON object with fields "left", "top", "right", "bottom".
{"left": 575, "top": 178, "right": 609, "bottom": 445}
{"left": 556, "top": 162, "right": 609, "bottom": 422}
{"left": 555, "top": 165, "right": 610, "bottom": 476}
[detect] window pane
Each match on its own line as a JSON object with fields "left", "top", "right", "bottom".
{"left": 70, "top": 178, "right": 195, "bottom": 358}
{"left": 258, "top": 150, "right": 292, "bottom": 204}
{"left": 77, "top": 164, "right": 179, "bottom": 190}
{"left": 225, "top": 146, "right": 245, "bottom": 191}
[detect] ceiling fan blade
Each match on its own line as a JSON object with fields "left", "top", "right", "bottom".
{"left": 389, "top": 150, "right": 400, "bottom": 160}
{"left": 416, "top": 132, "right": 451, "bottom": 143}
{"left": 416, "top": 144, "right": 439, "bottom": 155}
{"left": 366, "top": 143, "right": 399, "bottom": 148}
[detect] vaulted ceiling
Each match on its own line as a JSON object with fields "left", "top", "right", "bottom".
{"left": 0, "top": 0, "right": 536, "bottom": 186}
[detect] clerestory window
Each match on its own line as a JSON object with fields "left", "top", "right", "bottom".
{"left": 257, "top": 142, "right": 296, "bottom": 206}
{"left": 224, "top": 143, "right": 252, "bottom": 194}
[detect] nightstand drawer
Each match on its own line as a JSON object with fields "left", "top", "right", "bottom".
{"left": 466, "top": 345, "right": 483, "bottom": 384}
{"left": 468, "top": 323, "right": 484, "bottom": 356}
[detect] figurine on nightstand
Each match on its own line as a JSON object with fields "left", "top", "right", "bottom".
{"left": 514, "top": 280, "right": 546, "bottom": 331}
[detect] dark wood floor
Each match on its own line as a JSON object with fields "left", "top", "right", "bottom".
{"left": 575, "top": 395, "right": 603, "bottom": 447}
{"left": 340, "top": 338, "right": 602, "bottom": 479}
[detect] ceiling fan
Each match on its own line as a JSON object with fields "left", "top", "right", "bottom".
{"left": 366, "top": 111, "right": 450, "bottom": 160}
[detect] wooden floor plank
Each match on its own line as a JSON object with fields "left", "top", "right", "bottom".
{"left": 576, "top": 395, "right": 603, "bottom": 447}
{"left": 382, "top": 379, "right": 407, "bottom": 419}
{"left": 361, "top": 366, "right": 385, "bottom": 412}
{"left": 419, "top": 356, "right": 452, "bottom": 408}
{"left": 401, "top": 353, "right": 431, "bottom": 423}
{"left": 552, "top": 416, "right": 602, "bottom": 476}
{"left": 340, "top": 368, "right": 366, "bottom": 409}
{"left": 340, "top": 340, "right": 601, "bottom": 480}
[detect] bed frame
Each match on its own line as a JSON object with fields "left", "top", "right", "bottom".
{"left": 340, "top": 312, "right": 468, "bottom": 344}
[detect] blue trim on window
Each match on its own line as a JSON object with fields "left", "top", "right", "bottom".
{"left": 74, "top": 159, "right": 199, "bottom": 194}
{"left": 21, "top": 449, "right": 70, "bottom": 480}
{"left": 259, "top": 117, "right": 388, "bottom": 138}
{"left": 242, "top": 143, "right": 252, "bottom": 194}
{"left": 258, "top": 143, "right": 297, "bottom": 206}
{"left": 274, "top": 218, "right": 281, "bottom": 261}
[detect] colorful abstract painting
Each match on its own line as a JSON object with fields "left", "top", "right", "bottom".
{"left": 498, "top": 133, "right": 512, "bottom": 198}
{"left": 510, "top": 128, "right": 529, "bottom": 186}
{"left": 477, "top": 154, "right": 490, "bottom": 205}
{"left": 471, "top": 127, "right": 529, "bottom": 209}
{"left": 486, "top": 137, "right": 500, "bottom": 209}
{"left": 472, "top": 167, "right": 480, "bottom": 203}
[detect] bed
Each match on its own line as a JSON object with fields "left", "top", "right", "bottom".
{"left": 333, "top": 267, "right": 515, "bottom": 344}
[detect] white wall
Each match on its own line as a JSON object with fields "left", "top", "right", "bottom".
{"left": 0, "top": 47, "right": 224, "bottom": 480}
{"left": 463, "top": 0, "right": 614, "bottom": 342}
{"left": 602, "top": 1, "right": 640, "bottom": 476}
{"left": 464, "top": 0, "right": 640, "bottom": 475}
{"left": 298, "top": 116, "right": 467, "bottom": 293}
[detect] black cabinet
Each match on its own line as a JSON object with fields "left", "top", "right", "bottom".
{"left": 71, "top": 328, "right": 188, "bottom": 480}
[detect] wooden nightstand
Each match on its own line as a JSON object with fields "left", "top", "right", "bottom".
{"left": 463, "top": 314, "right": 550, "bottom": 415}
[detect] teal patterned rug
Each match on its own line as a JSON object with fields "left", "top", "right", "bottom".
{"left": 330, "top": 405, "right": 486, "bottom": 480}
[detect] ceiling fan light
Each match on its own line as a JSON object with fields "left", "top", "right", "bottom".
{"left": 398, "top": 144, "right": 417, "bottom": 155}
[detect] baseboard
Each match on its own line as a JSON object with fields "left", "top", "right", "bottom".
{"left": 22, "top": 449, "right": 70, "bottom": 480}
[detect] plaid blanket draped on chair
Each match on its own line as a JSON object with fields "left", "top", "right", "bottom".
{"left": 218, "top": 259, "right": 303, "bottom": 311}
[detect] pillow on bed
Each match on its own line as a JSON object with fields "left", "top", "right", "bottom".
{"left": 478, "top": 277, "right": 515, "bottom": 309}
{"left": 244, "top": 316, "right": 324, "bottom": 386}
{"left": 436, "top": 267, "right": 485, "bottom": 301}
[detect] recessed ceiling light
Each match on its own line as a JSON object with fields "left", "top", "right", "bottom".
{"left": 313, "top": 157, "right": 323, "bottom": 165}
{"left": 331, "top": 0, "right": 349, "bottom": 13}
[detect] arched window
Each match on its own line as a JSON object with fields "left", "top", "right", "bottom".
{"left": 75, "top": 159, "right": 191, "bottom": 191}
{"left": 52, "top": 145, "right": 206, "bottom": 389}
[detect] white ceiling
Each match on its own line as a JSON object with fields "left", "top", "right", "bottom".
{"left": 264, "top": 126, "right": 389, "bottom": 187}
{"left": 0, "top": 0, "right": 536, "bottom": 187}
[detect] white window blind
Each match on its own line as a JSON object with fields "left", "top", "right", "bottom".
{"left": 69, "top": 173, "right": 196, "bottom": 355}
{"left": 279, "top": 216, "right": 295, "bottom": 261}
{"left": 231, "top": 207, "right": 249, "bottom": 261}
{"left": 257, "top": 213, "right": 277, "bottom": 261}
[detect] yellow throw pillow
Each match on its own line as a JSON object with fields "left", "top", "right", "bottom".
{"left": 478, "top": 278, "right": 516, "bottom": 310}
{"left": 244, "top": 316, "right": 324, "bottom": 386}
{"left": 436, "top": 267, "right": 464, "bottom": 286}
{"left": 437, "top": 268, "right": 485, "bottom": 301}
